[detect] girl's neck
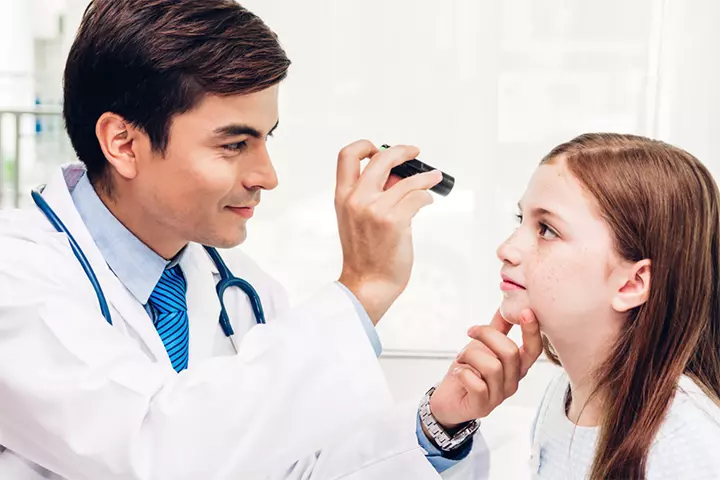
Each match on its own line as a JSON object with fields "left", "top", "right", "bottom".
{"left": 547, "top": 331, "right": 614, "bottom": 427}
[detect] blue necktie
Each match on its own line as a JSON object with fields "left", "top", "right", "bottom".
{"left": 148, "top": 265, "right": 189, "bottom": 372}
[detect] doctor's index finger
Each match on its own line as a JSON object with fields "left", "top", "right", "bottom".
{"left": 487, "top": 309, "right": 513, "bottom": 335}
{"left": 336, "top": 140, "right": 379, "bottom": 197}
{"left": 466, "top": 310, "right": 510, "bottom": 342}
{"left": 358, "top": 145, "right": 421, "bottom": 194}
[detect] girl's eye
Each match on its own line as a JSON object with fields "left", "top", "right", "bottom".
{"left": 539, "top": 222, "right": 559, "bottom": 239}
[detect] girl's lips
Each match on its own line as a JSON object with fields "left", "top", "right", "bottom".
{"left": 500, "top": 274, "right": 526, "bottom": 291}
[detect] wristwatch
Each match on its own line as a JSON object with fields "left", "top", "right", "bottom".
{"left": 419, "top": 385, "right": 480, "bottom": 452}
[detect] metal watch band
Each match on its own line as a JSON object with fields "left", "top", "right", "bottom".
{"left": 419, "top": 385, "right": 480, "bottom": 452}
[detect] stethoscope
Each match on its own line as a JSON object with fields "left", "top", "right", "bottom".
{"left": 31, "top": 187, "right": 266, "bottom": 353}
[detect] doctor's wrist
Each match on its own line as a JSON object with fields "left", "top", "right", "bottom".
{"left": 419, "top": 386, "right": 479, "bottom": 455}
{"left": 337, "top": 274, "right": 401, "bottom": 325}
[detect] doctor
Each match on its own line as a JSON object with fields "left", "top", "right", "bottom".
{"left": 0, "top": 1, "right": 542, "bottom": 479}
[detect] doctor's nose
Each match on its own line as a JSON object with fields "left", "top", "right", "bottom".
{"left": 497, "top": 234, "right": 521, "bottom": 266}
{"left": 244, "top": 144, "right": 279, "bottom": 191}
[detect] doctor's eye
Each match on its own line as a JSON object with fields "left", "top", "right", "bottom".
{"left": 515, "top": 213, "right": 523, "bottom": 223}
{"left": 222, "top": 141, "right": 248, "bottom": 153}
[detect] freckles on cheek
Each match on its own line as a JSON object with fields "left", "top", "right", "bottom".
{"left": 528, "top": 257, "right": 560, "bottom": 313}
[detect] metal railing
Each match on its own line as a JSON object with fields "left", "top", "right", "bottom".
{"left": 0, "top": 105, "right": 66, "bottom": 208}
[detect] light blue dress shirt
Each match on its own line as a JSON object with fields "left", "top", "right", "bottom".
{"left": 70, "top": 173, "right": 470, "bottom": 472}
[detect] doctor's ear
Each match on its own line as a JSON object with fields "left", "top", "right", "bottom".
{"left": 611, "top": 259, "right": 651, "bottom": 313}
{"left": 95, "top": 112, "right": 142, "bottom": 181}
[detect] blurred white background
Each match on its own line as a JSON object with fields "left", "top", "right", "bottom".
{"left": 3, "top": 1, "right": 720, "bottom": 476}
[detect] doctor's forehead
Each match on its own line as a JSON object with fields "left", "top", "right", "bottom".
{"left": 176, "top": 88, "right": 280, "bottom": 136}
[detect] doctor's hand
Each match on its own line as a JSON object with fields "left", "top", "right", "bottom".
{"left": 428, "top": 309, "right": 542, "bottom": 429}
{"left": 335, "top": 140, "right": 442, "bottom": 325}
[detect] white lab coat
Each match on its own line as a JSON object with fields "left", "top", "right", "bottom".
{"left": 0, "top": 165, "right": 488, "bottom": 480}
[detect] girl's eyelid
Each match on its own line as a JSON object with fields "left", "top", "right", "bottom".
{"left": 540, "top": 222, "right": 560, "bottom": 239}
{"left": 514, "top": 211, "right": 559, "bottom": 238}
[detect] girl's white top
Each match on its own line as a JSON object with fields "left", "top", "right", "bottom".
{"left": 530, "top": 372, "right": 720, "bottom": 479}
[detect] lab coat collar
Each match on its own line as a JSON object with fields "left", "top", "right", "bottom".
{"left": 39, "top": 164, "right": 174, "bottom": 370}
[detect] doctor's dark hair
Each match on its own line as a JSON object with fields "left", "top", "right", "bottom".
{"left": 63, "top": 0, "right": 291, "bottom": 191}
{"left": 540, "top": 133, "right": 720, "bottom": 480}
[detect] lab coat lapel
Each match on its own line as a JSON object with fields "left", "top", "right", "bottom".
{"left": 181, "top": 243, "right": 223, "bottom": 364}
{"left": 39, "top": 165, "right": 173, "bottom": 370}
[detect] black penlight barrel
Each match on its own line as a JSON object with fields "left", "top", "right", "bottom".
{"left": 381, "top": 144, "right": 455, "bottom": 196}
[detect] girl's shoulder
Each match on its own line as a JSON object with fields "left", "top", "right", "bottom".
{"left": 662, "top": 375, "right": 720, "bottom": 437}
{"left": 530, "top": 370, "right": 569, "bottom": 442}
{"left": 646, "top": 376, "right": 720, "bottom": 479}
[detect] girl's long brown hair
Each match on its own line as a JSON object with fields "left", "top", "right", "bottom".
{"left": 540, "top": 133, "right": 720, "bottom": 480}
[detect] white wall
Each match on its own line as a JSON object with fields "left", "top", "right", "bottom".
{"left": 0, "top": 1, "right": 34, "bottom": 109}
{"left": 654, "top": 0, "right": 720, "bottom": 177}
{"left": 0, "top": 0, "right": 36, "bottom": 207}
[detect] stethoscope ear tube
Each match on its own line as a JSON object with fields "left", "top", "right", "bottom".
{"left": 31, "top": 189, "right": 114, "bottom": 325}
{"left": 203, "top": 245, "right": 267, "bottom": 329}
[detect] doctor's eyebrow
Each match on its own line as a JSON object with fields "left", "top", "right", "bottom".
{"left": 212, "top": 119, "right": 279, "bottom": 139}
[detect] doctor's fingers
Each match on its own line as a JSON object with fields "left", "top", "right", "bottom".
{"left": 354, "top": 144, "right": 421, "bottom": 196}
{"left": 455, "top": 349, "right": 507, "bottom": 407}
{"left": 454, "top": 367, "right": 492, "bottom": 416}
{"left": 335, "top": 139, "right": 379, "bottom": 200}
{"left": 487, "top": 308, "right": 513, "bottom": 335}
{"left": 342, "top": 144, "right": 422, "bottom": 206}
{"left": 375, "top": 167, "right": 443, "bottom": 210}
{"left": 386, "top": 189, "right": 435, "bottom": 227}
{"left": 470, "top": 309, "right": 543, "bottom": 379}
{"left": 464, "top": 327, "right": 522, "bottom": 397}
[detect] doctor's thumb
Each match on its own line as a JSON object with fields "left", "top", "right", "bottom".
{"left": 518, "top": 309, "right": 542, "bottom": 377}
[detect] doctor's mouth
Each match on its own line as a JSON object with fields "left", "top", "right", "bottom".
{"left": 227, "top": 205, "right": 257, "bottom": 219}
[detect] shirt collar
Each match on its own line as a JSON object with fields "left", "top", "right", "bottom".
{"left": 70, "top": 173, "right": 185, "bottom": 304}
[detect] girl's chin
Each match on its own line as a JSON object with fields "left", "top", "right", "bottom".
{"left": 499, "top": 301, "right": 526, "bottom": 325}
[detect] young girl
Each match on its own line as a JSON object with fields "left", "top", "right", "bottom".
{"left": 497, "top": 133, "right": 720, "bottom": 479}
